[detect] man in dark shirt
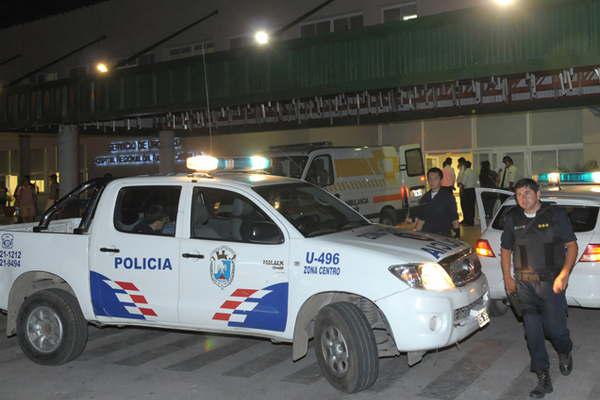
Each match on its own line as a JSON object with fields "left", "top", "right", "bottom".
{"left": 501, "top": 178, "right": 578, "bottom": 398}
{"left": 415, "top": 167, "right": 459, "bottom": 237}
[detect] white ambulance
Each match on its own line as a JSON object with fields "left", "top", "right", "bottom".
{"left": 0, "top": 156, "right": 488, "bottom": 393}
{"left": 268, "top": 143, "right": 426, "bottom": 225}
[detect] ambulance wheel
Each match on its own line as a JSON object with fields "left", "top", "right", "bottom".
{"left": 17, "top": 289, "right": 88, "bottom": 365}
{"left": 379, "top": 208, "right": 397, "bottom": 226}
{"left": 314, "top": 302, "right": 379, "bottom": 393}
{"left": 488, "top": 299, "right": 509, "bottom": 317}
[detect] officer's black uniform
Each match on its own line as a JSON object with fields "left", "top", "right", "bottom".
{"left": 501, "top": 203, "right": 576, "bottom": 375}
{"left": 415, "top": 188, "right": 458, "bottom": 236}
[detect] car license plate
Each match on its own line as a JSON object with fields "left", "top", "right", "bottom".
{"left": 470, "top": 308, "right": 490, "bottom": 328}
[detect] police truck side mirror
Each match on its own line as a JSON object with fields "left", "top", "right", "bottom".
{"left": 246, "top": 222, "right": 284, "bottom": 244}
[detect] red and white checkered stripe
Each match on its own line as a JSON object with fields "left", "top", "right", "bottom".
{"left": 212, "top": 288, "right": 272, "bottom": 323}
{"left": 104, "top": 279, "right": 158, "bottom": 318}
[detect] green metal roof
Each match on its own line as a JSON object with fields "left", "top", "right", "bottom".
{"left": 2, "top": 0, "right": 598, "bottom": 128}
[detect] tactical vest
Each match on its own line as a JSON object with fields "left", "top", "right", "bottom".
{"left": 510, "top": 205, "right": 566, "bottom": 279}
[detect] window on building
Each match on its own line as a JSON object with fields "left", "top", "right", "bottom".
{"left": 230, "top": 36, "right": 252, "bottom": 49}
{"left": 193, "top": 41, "right": 215, "bottom": 54}
{"left": 138, "top": 53, "right": 155, "bottom": 65}
{"left": 69, "top": 66, "right": 88, "bottom": 78}
{"left": 382, "top": 2, "right": 418, "bottom": 23}
{"left": 169, "top": 45, "right": 192, "bottom": 56}
{"left": 301, "top": 13, "right": 364, "bottom": 38}
{"left": 333, "top": 14, "right": 363, "bottom": 32}
{"left": 114, "top": 186, "right": 181, "bottom": 237}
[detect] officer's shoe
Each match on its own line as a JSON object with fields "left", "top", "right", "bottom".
{"left": 559, "top": 352, "right": 573, "bottom": 376}
{"left": 530, "top": 370, "right": 553, "bottom": 399}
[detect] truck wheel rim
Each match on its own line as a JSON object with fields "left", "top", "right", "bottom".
{"left": 26, "top": 306, "right": 63, "bottom": 354}
{"left": 321, "top": 326, "right": 349, "bottom": 377}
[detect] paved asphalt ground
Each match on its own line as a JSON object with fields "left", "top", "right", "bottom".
{"left": 1, "top": 306, "right": 600, "bottom": 400}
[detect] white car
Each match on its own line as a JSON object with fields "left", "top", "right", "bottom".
{"left": 0, "top": 167, "right": 489, "bottom": 393}
{"left": 475, "top": 185, "right": 600, "bottom": 315}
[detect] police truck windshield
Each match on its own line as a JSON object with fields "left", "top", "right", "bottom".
{"left": 254, "top": 183, "right": 369, "bottom": 237}
{"left": 269, "top": 156, "right": 308, "bottom": 179}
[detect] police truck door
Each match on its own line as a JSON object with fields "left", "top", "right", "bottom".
{"left": 90, "top": 184, "right": 183, "bottom": 324}
{"left": 178, "top": 186, "right": 290, "bottom": 334}
{"left": 475, "top": 188, "right": 514, "bottom": 231}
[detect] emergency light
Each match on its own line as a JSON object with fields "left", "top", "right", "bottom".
{"left": 534, "top": 172, "right": 600, "bottom": 185}
{"left": 186, "top": 155, "right": 270, "bottom": 172}
{"left": 186, "top": 155, "right": 219, "bottom": 171}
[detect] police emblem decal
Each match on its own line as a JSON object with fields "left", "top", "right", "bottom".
{"left": 1, "top": 233, "right": 14, "bottom": 250}
{"left": 210, "top": 246, "right": 236, "bottom": 288}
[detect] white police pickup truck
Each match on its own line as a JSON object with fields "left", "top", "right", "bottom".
{"left": 475, "top": 172, "right": 600, "bottom": 316}
{"left": 0, "top": 159, "right": 489, "bottom": 393}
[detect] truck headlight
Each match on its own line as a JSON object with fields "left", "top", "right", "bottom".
{"left": 388, "top": 263, "right": 455, "bottom": 291}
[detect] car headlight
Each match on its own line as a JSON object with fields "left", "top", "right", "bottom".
{"left": 411, "top": 189, "right": 424, "bottom": 198}
{"left": 388, "top": 263, "right": 455, "bottom": 291}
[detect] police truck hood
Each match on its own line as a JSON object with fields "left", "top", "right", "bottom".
{"left": 322, "top": 225, "right": 470, "bottom": 263}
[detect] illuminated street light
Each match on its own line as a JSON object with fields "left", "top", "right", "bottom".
{"left": 254, "top": 30, "right": 270, "bottom": 46}
{"left": 493, "top": 0, "right": 515, "bottom": 6}
{"left": 96, "top": 62, "right": 109, "bottom": 74}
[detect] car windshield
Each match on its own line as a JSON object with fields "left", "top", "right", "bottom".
{"left": 253, "top": 183, "right": 369, "bottom": 237}
{"left": 269, "top": 156, "right": 308, "bottom": 179}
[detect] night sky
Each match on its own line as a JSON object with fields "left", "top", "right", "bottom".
{"left": 0, "top": 1, "right": 109, "bottom": 29}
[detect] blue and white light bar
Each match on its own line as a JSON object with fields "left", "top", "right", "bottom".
{"left": 534, "top": 172, "right": 600, "bottom": 185}
{"left": 186, "top": 155, "right": 270, "bottom": 172}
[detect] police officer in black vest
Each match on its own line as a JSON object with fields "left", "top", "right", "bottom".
{"left": 501, "top": 179, "right": 578, "bottom": 399}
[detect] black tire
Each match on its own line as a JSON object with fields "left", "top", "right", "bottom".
{"left": 379, "top": 208, "right": 397, "bottom": 226}
{"left": 17, "top": 289, "right": 88, "bottom": 365}
{"left": 488, "top": 299, "right": 509, "bottom": 317}
{"left": 314, "top": 302, "right": 379, "bottom": 393}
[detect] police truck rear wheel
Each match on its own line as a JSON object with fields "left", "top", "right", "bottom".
{"left": 17, "top": 289, "right": 88, "bottom": 365}
{"left": 314, "top": 302, "right": 379, "bottom": 393}
{"left": 379, "top": 208, "right": 397, "bottom": 226}
{"left": 488, "top": 299, "right": 509, "bottom": 317}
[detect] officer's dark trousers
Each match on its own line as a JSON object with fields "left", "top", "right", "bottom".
{"left": 517, "top": 280, "right": 573, "bottom": 372}
{"left": 461, "top": 188, "right": 475, "bottom": 225}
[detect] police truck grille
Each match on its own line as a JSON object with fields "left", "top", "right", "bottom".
{"left": 454, "top": 296, "right": 485, "bottom": 321}
{"left": 439, "top": 249, "right": 482, "bottom": 288}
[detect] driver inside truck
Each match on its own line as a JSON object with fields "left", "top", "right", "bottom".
{"left": 134, "top": 204, "right": 170, "bottom": 235}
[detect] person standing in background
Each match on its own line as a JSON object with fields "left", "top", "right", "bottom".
{"left": 479, "top": 160, "right": 499, "bottom": 220}
{"left": 14, "top": 176, "right": 38, "bottom": 223}
{"left": 45, "top": 174, "right": 60, "bottom": 211}
{"left": 441, "top": 157, "right": 456, "bottom": 190}
{"left": 460, "top": 161, "right": 476, "bottom": 226}
{"left": 457, "top": 157, "right": 467, "bottom": 221}
{"left": 500, "top": 156, "right": 518, "bottom": 190}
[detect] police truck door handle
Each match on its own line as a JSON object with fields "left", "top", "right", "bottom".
{"left": 182, "top": 253, "right": 205, "bottom": 259}
{"left": 100, "top": 247, "right": 120, "bottom": 253}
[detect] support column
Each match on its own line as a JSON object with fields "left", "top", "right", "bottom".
{"left": 18, "top": 134, "right": 31, "bottom": 179}
{"left": 159, "top": 130, "right": 175, "bottom": 175}
{"left": 58, "top": 124, "right": 79, "bottom": 197}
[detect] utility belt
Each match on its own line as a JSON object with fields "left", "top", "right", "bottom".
{"left": 514, "top": 270, "right": 557, "bottom": 283}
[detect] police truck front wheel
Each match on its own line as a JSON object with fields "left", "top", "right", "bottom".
{"left": 17, "top": 289, "right": 88, "bottom": 365}
{"left": 314, "top": 302, "right": 379, "bottom": 393}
